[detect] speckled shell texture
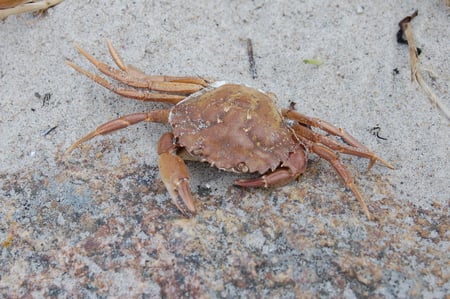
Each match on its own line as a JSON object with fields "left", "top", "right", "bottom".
{"left": 170, "top": 83, "right": 296, "bottom": 174}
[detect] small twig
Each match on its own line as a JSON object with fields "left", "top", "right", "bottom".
{"left": 398, "top": 10, "right": 450, "bottom": 121}
{"left": 42, "top": 92, "right": 51, "bottom": 106}
{"left": 289, "top": 101, "right": 297, "bottom": 110}
{"left": 247, "top": 38, "right": 257, "bottom": 79}
{"left": 398, "top": 10, "right": 420, "bottom": 82}
{"left": 42, "top": 125, "right": 57, "bottom": 136}
{"left": 369, "top": 125, "right": 387, "bottom": 141}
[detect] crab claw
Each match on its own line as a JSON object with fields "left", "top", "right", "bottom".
{"left": 158, "top": 133, "right": 196, "bottom": 217}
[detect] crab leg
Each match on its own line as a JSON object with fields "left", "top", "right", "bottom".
{"left": 283, "top": 109, "right": 394, "bottom": 170}
{"left": 65, "top": 110, "right": 169, "bottom": 155}
{"left": 235, "top": 146, "right": 307, "bottom": 188}
{"left": 235, "top": 168, "right": 298, "bottom": 188}
{"left": 66, "top": 60, "right": 186, "bottom": 104}
{"left": 292, "top": 123, "right": 394, "bottom": 170}
{"left": 158, "top": 132, "right": 196, "bottom": 216}
{"left": 104, "top": 39, "right": 209, "bottom": 87}
{"left": 297, "top": 135, "right": 373, "bottom": 220}
{"left": 70, "top": 41, "right": 208, "bottom": 96}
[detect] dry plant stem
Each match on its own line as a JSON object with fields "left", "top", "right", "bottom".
{"left": 400, "top": 11, "right": 450, "bottom": 121}
{"left": 247, "top": 38, "right": 257, "bottom": 79}
{"left": 0, "top": 0, "right": 29, "bottom": 9}
{"left": 0, "top": 0, "right": 63, "bottom": 20}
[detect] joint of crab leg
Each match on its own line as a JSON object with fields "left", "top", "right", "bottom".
{"left": 66, "top": 59, "right": 110, "bottom": 87}
{"left": 105, "top": 39, "right": 210, "bottom": 87}
{"left": 64, "top": 111, "right": 169, "bottom": 156}
{"left": 67, "top": 60, "right": 186, "bottom": 103}
{"left": 308, "top": 142, "right": 373, "bottom": 220}
{"left": 236, "top": 147, "right": 307, "bottom": 188}
{"left": 72, "top": 41, "right": 207, "bottom": 95}
{"left": 369, "top": 156, "right": 394, "bottom": 171}
{"left": 235, "top": 169, "right": 288, "bottom": 188}
{"left": 287, "top": 117, "right": 394, "bottom": 171}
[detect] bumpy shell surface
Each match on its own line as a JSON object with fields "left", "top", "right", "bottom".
{"left": 169, "top": 82, "right": 297, "bottom": 174}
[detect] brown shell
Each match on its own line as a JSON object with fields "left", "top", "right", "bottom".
{"left": 169, "top": 83, "right": 297, "bottom": 174}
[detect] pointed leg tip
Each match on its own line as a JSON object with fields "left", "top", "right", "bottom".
{"left": 65, "top": 59, "right": 77, "bottom": 69}
{"left": 65, "top": 60, "right": 90, "bottom": 77}
{"left": 72, "top": 43, "right": 98, "bottom": 66}
{"left": 383, "top": 160, "right": 395, "bottom": 170}
{"left": 367, "top": 156, "right": 395, "bottom": 171}
{"left": 378, "top": 159, "right": 395, "bottom": 170}
{"left": 346, "top": 182, "right": 375, "bottom": 221}
{"left": 106, "top": 39, "right": 113, "bottom": 49}
{"left": 64, "top": 142, "right": 80, "bottom": 156}
{"left": 365, "top": 211, "right": 374, "bottom": 221}
{"left": 73, "top": 42, "right": 84, "bottom": 53}
{"left": 62, "top": 146, "right": 76, "bottom": 159}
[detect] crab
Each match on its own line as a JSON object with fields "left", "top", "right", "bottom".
{"left": 65, "top": 40, "right": 394, "bottom": 220}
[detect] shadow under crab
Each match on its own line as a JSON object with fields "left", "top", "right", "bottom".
{"left": 65, "top": 40, "right": 394, "bottom": 220}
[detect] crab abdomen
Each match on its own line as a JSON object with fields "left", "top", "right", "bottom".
{"left": 169, "top": 83, "right": 296, "bottom": 174}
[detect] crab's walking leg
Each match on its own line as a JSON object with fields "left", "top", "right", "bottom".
{"left": 68, "top": 40, "right": 208, "bottom": 97}
{"left": 66, "top": 60, "right": 186, "bottom": 104}
{"left": 104, "top": 39, "right": 209, "bottom": 87}
{"left": 299, "top": 135, "right": 373, "bottom": 220}
{"left": 235, "top": 168, "right": 297, "bottom": 188}
{"left": 65, "top": 110, "right": 169, "bottom": 155}
{"left": 235, "top": 146, "right": 307, "bottom": 188}
{"left": 158, "top": 132, "right": 196, "bottom": 216}
{"left": 282, "top": 109, "right": 394, "bottom": 170}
